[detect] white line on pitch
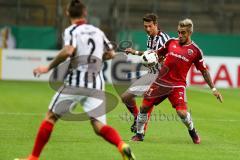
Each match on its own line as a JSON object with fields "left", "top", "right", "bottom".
{"left": 0, "top": 112, "right": 44, "bottom": 116}
{"left": 0, "top": 112, "right": 239, "bottom": 122}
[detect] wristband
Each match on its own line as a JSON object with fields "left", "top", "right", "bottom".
{"left": 135, "top": 51, "right": 140, "bottom": 55}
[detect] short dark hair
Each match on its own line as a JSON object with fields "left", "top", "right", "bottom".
{"left": 143, "top": 13, "right": 158, "bottom": 24}
{"left": 67, "top": 0, "right": 86, "bottom": 18}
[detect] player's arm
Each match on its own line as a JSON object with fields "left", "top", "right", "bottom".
{"left": 125, "top": 48, "right": 144, "bottom": 56}
{"left": 33, "top": 45, "right": 75, "bottom": 77}
{"left": 200, "top": 69, "right": 223, "bottom": 103}
{"left": 156, "top": 46, "right": 167, "bottom": 57}
{"left": 102, "top": 32, "right": 116, "bottom": 60}
{"left": 103, "top": 49, "right": 116, "bottom": 60}
{"left": 194, "top": 49, "right": 223, "bottom": 103}
{"left": 34, "top": 28, "right": 76, "bottom": 77}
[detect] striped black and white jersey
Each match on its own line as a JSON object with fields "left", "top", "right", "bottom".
{"left": 146, "top": 31, "right": 170, "bottom": 74}
{"left": 63, "top": 22, "right": 112, "bottom": 91}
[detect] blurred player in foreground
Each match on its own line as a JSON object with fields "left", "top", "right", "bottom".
{"left": 15, "top": 0, "right": 135, "bottom": 160}
{"left": 122, "top": 13, "right": 170, "bottom": 136}
{"left": 131, "top": 18, "right": 223, "bottom": 142}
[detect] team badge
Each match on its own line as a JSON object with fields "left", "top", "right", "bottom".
{"left": 188, "top": 49, "right": 193, "bottom": 55}
{"left": 179, "top": 92, "right": 184, "bottom": 100}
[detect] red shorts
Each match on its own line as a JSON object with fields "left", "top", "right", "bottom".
{"left": 143, "top": 82, "right": 187, "bottom": 110}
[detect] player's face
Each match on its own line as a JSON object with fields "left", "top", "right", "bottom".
{"left": 143, "top": 21, "right": 158, "bottom": 36}
{"left": 178, "top": 27, "right": 192, "bottom": 45}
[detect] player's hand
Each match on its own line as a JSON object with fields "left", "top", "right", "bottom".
{"left": 213, "top": 89, "right": 223, "bottom": 103}
{"left": 124, "top": 48, "right": 136, "bottom": 55}
{"left": 33, "top": 66, "right": 49, "bottom": 77}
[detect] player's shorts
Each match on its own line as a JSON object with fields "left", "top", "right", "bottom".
{"left": 48, "top": 87, "right": 106, "bottom": 124}
{"left": 143, "top": 82, "right": 187, "bottom": 110}
{"left": 126, "top": 73, "right": 158, "bottom": 96}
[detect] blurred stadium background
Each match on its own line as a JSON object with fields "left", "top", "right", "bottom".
{"left": 0, "top": 0, "right": 240, "bottom": 160}
{"left": 1, "top": 0, "right": 240, "bottom": 49}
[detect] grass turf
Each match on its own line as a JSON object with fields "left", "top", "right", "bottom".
{"left": 0, "top": 80, "right": 239, "bottom": 160}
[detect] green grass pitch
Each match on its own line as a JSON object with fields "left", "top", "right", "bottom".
{"left": 0, "top": 80, "right": 240, "bottom": 160}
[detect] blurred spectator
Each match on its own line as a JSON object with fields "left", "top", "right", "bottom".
{"left": 0, "top": 27, "right": 16, "bottom": 48}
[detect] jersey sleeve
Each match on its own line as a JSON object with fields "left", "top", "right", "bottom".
{"left": 103, "top": 32, "right": 114, "bottom": 51}
{"left": 146, "top": 36, "right": 151, "bottom": 50}
{"left": 156, "top": 39, "right": 172, "bottom": 57}
{"left": 63, "top": 28, "right": 77, "bottom": 48}
{"left": 194, "top": 48, "right": 207, "bottom": 71}
{"left": 162, "top": 32, "right": 171, "bottom": 44}
{"left": 165, "top": 33, "right": 171, "bottom": 40}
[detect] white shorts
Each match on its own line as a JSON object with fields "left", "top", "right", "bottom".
{"left": 127, "top": 73, "right": 158, "bottom": 96}
{"left": 48, "top": 90, "right": 106, "bottom": 124}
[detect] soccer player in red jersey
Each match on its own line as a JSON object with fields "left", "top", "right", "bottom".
{"left": 15, "top": 1, "right": 136, "bottom": 160}
{"left": 131, "top": 18, "right": 223, "bottom": 143}
{"left": 122, "top": 13, "right": 170, "bottom": 136}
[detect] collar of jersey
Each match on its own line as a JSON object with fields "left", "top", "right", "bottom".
{"left": 150, "top": 30, "right": 161, "bottom": 38}
{"left": 182, "top": 41, "right": 193, "bottom": 46}
{"left": 75, "top": 19, "right": 87, "bottom": 25}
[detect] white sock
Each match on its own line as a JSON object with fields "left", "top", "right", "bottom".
{"left": 136, "top": 113, "right": 148, "bottom": 134}
{"left": 181, "top": 112, "right": 194, "bottom": 130}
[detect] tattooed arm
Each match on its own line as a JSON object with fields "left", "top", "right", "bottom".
{"left": 201, "top": 69, "right": 223, "bottom": 103}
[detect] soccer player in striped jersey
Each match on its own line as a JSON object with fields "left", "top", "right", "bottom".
{"left": 131, "top": 18, "right": 223, "bottom": 143}
{"left": 15, "top": 1, "right": 135, "bottom": 160}
{"left": 122, "top": 13, "right": 170, "bottom": 138}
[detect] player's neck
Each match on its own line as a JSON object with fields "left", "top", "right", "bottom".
{"left": 151, "top": 29, "right": 159, "bottom": 37}
{"left": 71, "top": 18, "right": 87, "bottom": 25}
{"left": 185, "top": 38, "right": 192, "bottom": 45}
{"left": 182, "top": 38, "right": 192, "bottom": 46}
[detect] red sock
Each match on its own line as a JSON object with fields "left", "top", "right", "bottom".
{"left": 99, "top": 125, "right": 122, "bottom": 147}
{"left": 125, "top": 100, "right": 139, "bottom": 118}
{"left": 31, "top": 120, "right": 54, "bottom": 158}
{"left": 144, "top": 105, "right": 154, "bottom": 132}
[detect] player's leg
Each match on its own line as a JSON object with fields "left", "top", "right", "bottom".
{"left": 176, "top": 109, "right": 200, "bottom": 144}
{"left": 90, "top": 119, "right": 135, "bottom": 160}
{"left": 121, "top": 92, "right": 139, "bottom": 133}
{"left": 85, "top": 95, "right": 136, "bottom": 160}
{"left": 176, "top": 109, "right": 193, "bottom": 131}
{"left": 121, "top": 91, "right": 155, "bottom": 134}
{"left": 30, "top": 111, "right": 58, "bottom": 159}
{"left": 131, "top": 98, "right": 155, "bottom": 141}
{"left": 121, "top": 92, "right": 139, "bottom": 119}
{"left": 131, "top": 82, "right": 167, "bottom": 141}
{"left": 142, "top": 83, "right": 172, "bottom": 135}
{"left": 15, "top": 111, "right": 58, "bottom": 160}
{"left": 143, "top": 105, "right": 154, "bottom": 134}
{"left": 131, "top": 96, "right": 166, "bottom": 141}
{"left": 15, "top": 92, "right": 64, "bottom": 160}
{"left": 121, "top": 73, "right": 157, "bottom": 134}
{"left": 169, "top": 87, "right": 200, "bottom": 144}
{"left": 91, "top": 118, "right": 122, "bottom": 147}
{"left": 82, "top": 95, "right": 117, "bottom": 142}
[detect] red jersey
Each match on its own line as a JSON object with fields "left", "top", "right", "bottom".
{"left": 156, "top": 38, "right": 207, "bottom": 86}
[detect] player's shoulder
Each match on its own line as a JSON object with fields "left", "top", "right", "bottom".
{"left": 165, "top": 38, "right": 178, "bottom": 46}
{"left": 190, "top": 41, "right": 203, "bottom": 54}
{"left": 84, "top": 24, "right": 104, "bottom": 32}
{"left": 83, "top": 24, "right": 106, "bottom": 37}
{"left": 64, "top": 24, "right": 77, "bottom": 34}
{"left": 64, "top": 24, "right": 103, "bottom": 34}
{"left": 159, "top": 31, "right": 170, "bottom": 37}
{"left": 170, "top": 38, "right": 178, "bottom": 42}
